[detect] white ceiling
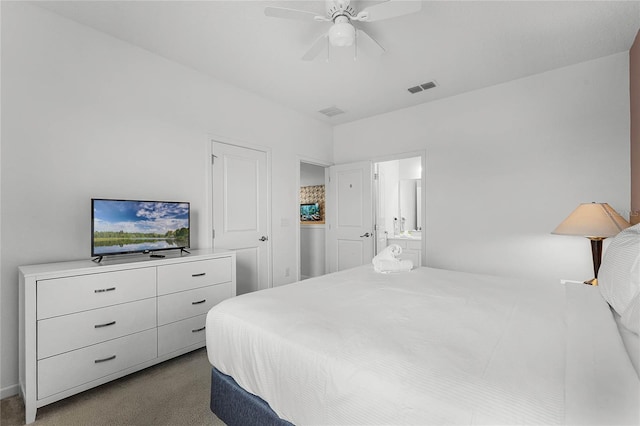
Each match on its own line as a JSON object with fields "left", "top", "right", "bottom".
{"left": 33, "top": 1, "right": 640, "bottom": 125}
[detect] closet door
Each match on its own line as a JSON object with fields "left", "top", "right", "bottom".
{"left": 326, "top": 161, "right": 374, "bottom": 273}
{"left": 212, "top": 141, "right": 270, "bottom": 295}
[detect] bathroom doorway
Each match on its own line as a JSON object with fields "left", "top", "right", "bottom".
{"left": 374, "top": 155, "right": 423, "bottom": 266}
{"left": 299, "top": 161, "right": 329, "bottom": 280}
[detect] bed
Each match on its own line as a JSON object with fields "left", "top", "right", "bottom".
{"left": 206, "top": 225, "right": 640, "bottom": 425}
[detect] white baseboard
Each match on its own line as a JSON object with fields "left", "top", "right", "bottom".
{"left": 1, "top": 383, "right": 19, "bottom": 400}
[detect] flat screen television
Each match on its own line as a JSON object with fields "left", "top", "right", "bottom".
{"left": 300, "top": 202, "right": 321, "bottom": 221}
{"left": 91, "top": 198, "right": 190, "bottom": 258}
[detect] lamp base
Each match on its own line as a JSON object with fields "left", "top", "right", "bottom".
{"left": 583, "top": 278, "right": 598, "bottom": 286}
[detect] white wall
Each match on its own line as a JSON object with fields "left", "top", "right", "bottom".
{"left": 300, "top": 162, "right": 326, "bottom": 187}
{"left": 0, "top": 2, "right": 333, "bottom": 396}
{"left": 335, "top": 53, "right": 631, "bottom": 284}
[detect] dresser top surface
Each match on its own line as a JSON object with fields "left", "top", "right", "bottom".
{"left": 19, "top": 248, "right": 235, "bottom": 278}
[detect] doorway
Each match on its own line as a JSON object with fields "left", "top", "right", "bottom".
{"left": 299, "top": 161, "right": 328, "bottom": 280}
{"left": 302, "top": 153, "right": 424, "bottom": 278}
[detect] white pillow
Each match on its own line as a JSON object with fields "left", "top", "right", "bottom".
{"left": 620, "top": 254, "right": 640, "bottom": 334}
{"left": 598, "top": 223, "right": 640, "bottom": 318}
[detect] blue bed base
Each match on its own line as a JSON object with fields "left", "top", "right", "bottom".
{"left": 210, "top": 368, "right": 294, "bottom": 426}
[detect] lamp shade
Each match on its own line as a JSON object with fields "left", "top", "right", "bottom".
{"left": 552, "top": 203, "right": 630, "bottom": 238}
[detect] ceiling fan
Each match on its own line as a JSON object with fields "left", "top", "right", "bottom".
{"left": 264, "top": 0, "right": 422, "bottom": 61}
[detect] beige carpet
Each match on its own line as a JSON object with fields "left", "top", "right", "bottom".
{"left": 0, "top": 348, "right": 226, "bottom": 426}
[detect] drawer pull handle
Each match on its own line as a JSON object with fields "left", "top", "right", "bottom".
{"left": 192, "top": 273, "right": 206, "bottom": 277}
{"left": 94, "top": 355, "right": 116, "bottom": 363}
{"left": 94, "top": 321, "right": 116, "bottom": 328}
{"left": 192, "top": 299, "right": 206, "bottom": 305}
{"left": 94, "top": 287, "right": 116, "bottom": 293}
{"left": 192, "top": 326, "right": 206, "bottom": 333}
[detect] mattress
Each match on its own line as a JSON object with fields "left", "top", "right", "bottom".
{"left": 206, "top": 265, "right": 639, "bottom": 425}
{"left": 613, "top": 309, "right": 640, "bottom": 378}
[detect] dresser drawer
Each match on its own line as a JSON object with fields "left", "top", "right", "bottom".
{"left": 157, "top": 282, "right": 233, "bottom": 326}
{"left": 37, "top": 328, "right": 157, "bottom": 399}
{"left": 37, "top": 298, "right": 156, "bottom": 360}
{"left": 157, "top": 257, "right": 232, "bottom": 295}
{"left": 37, "top": 268, "right": 156, "bottom": 320}
{"left": 157, "top": 314, "right": 207, "bottom": 357}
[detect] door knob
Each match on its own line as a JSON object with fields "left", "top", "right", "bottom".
{"left": 360, "top": 232, "right": 371, "bottom": 238}
{"left": 259, "top": 236, "right": 269, "bottom": 242}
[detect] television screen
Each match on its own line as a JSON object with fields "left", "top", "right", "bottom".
{"left": 92, "top": 199, "right": 190, "bottom": 257}
{"left": 300, "top": 203, "right": 321, "bottom": 221}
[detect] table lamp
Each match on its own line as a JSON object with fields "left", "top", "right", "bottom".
{"left": 552, "top": 202, "right": 630, "bottom": 285}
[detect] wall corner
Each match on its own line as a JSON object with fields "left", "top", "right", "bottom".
{"left": 630, "top": 29, "right": 640, "bottom": 224}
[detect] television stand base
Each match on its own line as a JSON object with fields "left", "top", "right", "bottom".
{"left": 181, "top": 248, "right": 191, "bottom": 255}
{"left": 92, "top": 256, "right": 103, "bottom": 263}
{"left": 150, "top": 254, "right": 165, "bottom": 258}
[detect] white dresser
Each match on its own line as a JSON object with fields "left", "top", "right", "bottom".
{"left": 19, "top": 248, "right": 236, "bottom": 424}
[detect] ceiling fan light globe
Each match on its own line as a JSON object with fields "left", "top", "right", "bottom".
{"left": 329, "top": 22, "right": 355, "bottom": 47}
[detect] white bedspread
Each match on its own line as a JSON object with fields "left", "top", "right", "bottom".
{"left": 206, "top": 266, "right": 639, "bottom": 425}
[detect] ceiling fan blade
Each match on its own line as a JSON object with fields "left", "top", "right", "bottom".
{"left": 356, "top": 29, "right": 385, "bottom": 55}
{"left": 357, "top": 0, "right": 422, "bottom": 22}
{"left": 302, "top": 34, "right": 328, "bottom": 61}
{"left": 264, "top": 6, "right": 328, "bottom": 22}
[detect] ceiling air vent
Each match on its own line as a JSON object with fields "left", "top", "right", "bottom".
{"left": 318, "top": 106, "right": 345, "bottom": 117}
{"left": 407, "top": 80, "right": 437, "bottom": 94}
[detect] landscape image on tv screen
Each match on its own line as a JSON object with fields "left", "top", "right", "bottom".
{"left": 92, "top": 199, "right": 190, "bottom": 256}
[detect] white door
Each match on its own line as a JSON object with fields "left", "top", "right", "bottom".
{"left": 326, "top": 161, "right": 374, "bottom": 273}
{"left": 212, "top": 141, "right": 270, "bottom": 295}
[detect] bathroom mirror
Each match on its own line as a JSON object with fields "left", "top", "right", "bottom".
{"left": 399, "top": 179, "right": 420, "bottom": 232}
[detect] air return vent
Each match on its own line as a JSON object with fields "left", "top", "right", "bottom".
{"left": 407, "top": 81, "right": 437, "bottom": 94}
{"left": 318, "top": 106, "right": 345, "bottom": 117}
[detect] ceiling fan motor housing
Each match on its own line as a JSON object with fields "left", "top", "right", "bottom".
{"left": 326, "top": 0, "right": 356, "bottom": 20}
